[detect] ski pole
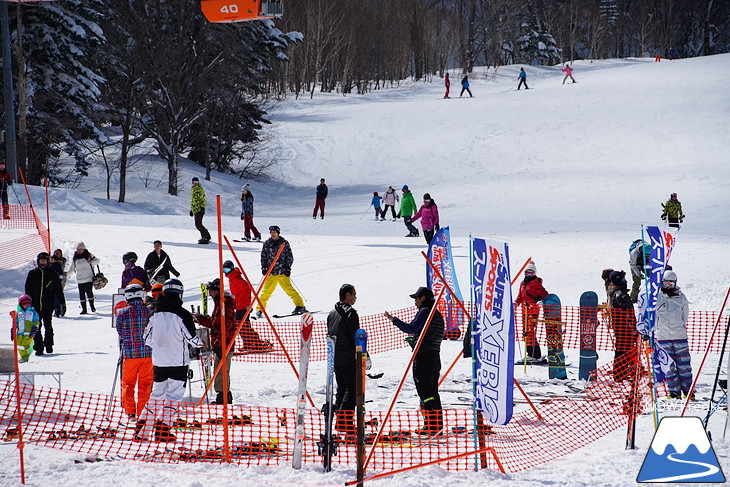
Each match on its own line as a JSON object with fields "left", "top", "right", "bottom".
{"left": 289, "top": 277, "right": 306, "bottom": 302}
{"left": 105, "top": 352, "right": 122, "bottom": 420}
{"left": 358, "top": 204, "right": 373, "bottom": 220}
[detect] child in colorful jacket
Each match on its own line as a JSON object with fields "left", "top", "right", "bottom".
{"left": 14, "top": 294, "right": 39, "bottom": 362}
{"left": 371, "top": 192, "right": 383, "bottom": 220}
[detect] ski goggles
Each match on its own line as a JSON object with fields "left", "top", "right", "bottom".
{"left": 662, "top": 280, "right": 676, "bottom": 289}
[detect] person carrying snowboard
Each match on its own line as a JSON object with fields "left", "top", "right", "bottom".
{"left": 562, "top": 64, "right": 576, "bottom": 84}
{"left": 400, "top": 185, "right": 419, "bottom": 237}
{"left": 144, "top": 241, "right": 180, "bottom": 284}
{"left": 514, "top": 262, "right": 548, "bottom": 361}
{"left": 257, "top": 225, "right": 307, "bottom": 317}
{"left": 410, "top": 193, "right": 440, "bottom": 245}
{"left": 240, "top": 184, "right": 262, "bottom": 241}
{"left": 371, "top": 192, "right": 383, "bottom": 221}
{"left": 460, "top": 75, "right": 473, "bottom": 97}
{"left": 190, "top": 177, "right": 211, "bottom": 244}
{"left": 661, "top": 192, "right": 684, "bottom": 228}
{"left": 655, "top": 270, "right": 692, "bottom": 399}
{"left": 517, "top": 67, "right": 529, "bottom": 90}
{"left": 13, "top": 294, "right": 39, "bottom": 362}
{"left": 380, "top": 186, "right": 399, "bottom": 220}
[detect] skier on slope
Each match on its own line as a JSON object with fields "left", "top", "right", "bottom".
{"left": 655, "top": 270, "right": 693, "bottom": 399}
{"left": 371, "top": 192, "right": 383, "bottom": 221}
{"left": 517, "top": 67, "right": 529, "bottom": 90}
{"left": 121, "top": 252, "right": 147, "bottom": 289}
{"left": 410, "top": 193, "right": 440, "bottom": 245}
{"left": 380, "top": 186, "right": 399, "bottom": 221}
{"left": 240, "top": 184, "right": 262, "bottom": 241}
{"left": 256, "top": 225, "right": 307, "bottom": 317}
{"left": 399, "top": 185, "right": 419, "bottom": 237}
{"left": 514, "top": 262, "right": 549, "bottom": 362}
{"left": 562, "top": 64, "right": 576, "bottom": 84}
{"left": 143, "top": 240, "right": 180, "bottom": 284}
{"left": 607, "top": 271, "right": 638, "bottom": 382}
{"left": 443, "top": 73, "right": 450, "bottom": 99}
{"left": 661, "top": 192, "right": 685, "bottom": 229}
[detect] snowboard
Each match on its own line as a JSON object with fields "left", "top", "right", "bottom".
{"left": 578, "top": 291, "right": 599, "bottom": 381}
{"left": 200, "top": 283, "right": 209, "bottom": 317}
{"left": 543, "top": 294, "right": 567, "bottom": 379}
{"left": 317, "top": 335, "right": 337, "bottom": 471}
{"left": 292, "top": 313, "right": 314, "bottom": 469}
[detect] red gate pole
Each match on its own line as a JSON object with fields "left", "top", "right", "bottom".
{"left": 9, "top": 311, "right": 26, "bottom": 484}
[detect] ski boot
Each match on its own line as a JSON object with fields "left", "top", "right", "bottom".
{"left": 292, "top": 306, "right": 308, "bottom": 315}
{"left": 253, "top": 236, "right": 261, "bottom": 242}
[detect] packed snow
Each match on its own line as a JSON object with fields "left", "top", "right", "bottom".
{"left": 0, "top": 55, "right": 728, "bottom": 486}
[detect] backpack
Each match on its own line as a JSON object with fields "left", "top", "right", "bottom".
{"left": 628, "top": 239, "right": 642, "bottom": 253}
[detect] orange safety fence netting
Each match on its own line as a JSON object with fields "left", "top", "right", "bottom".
{"left": 0, "top": 204, "right": 50, "bottom": 270}
{"left": 0, "top": 350, "right": 652, "bottom": 473}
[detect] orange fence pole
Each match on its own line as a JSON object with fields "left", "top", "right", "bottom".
{"left": 44, "top": 177, "right": 50, "bottom": 251}
{"left": 511, "top": 256, "right": 532, "bottom": 286}
{"left": 363, "top": 288, "right": 447, "bottom": 472}
{"left": 215, "top": 196, "right": 231, "bottom": 462}
{"left": 681, "top": 284, "right": 730, "bottom": 416}
{"left": 9, "top": 311, "right": 26, "bottom": 484}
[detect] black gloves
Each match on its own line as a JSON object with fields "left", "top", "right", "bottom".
{"left": 284, "top": 270, "right": 291, "bottom": 277}
{"left": 435, "top": 223, "right": 440, "bottom": 230}
{"left": 189, "top": 211, "right": 194, "bottom": 217}
{"left": 241, "top": 214, "right": 245, "bottom": 220}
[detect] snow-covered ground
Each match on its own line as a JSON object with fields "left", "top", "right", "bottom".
{"left": 0, "top": 55, "right": 728, "bottom": 486}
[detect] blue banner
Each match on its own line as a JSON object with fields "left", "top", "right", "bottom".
{"left": 636, "top": 226, "right": 678, "bottom": 382}
{"left": 427, "top": 227, "right": 464, "bottom": 334}
{"left": 471, "top": 237, "right": 515, "bottom": 425}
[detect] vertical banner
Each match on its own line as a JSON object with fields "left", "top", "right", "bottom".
{"left": 427, "top": 227, "right": 464, "bottom": 336}
{"left": 471, "top": 237, "right": 515, "bottom": 425}
{"left": 636, "top": 226, "right": 678, "bottom": 382}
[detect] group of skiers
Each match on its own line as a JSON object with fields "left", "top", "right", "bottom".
{"left": 443, "top": 73, "right": 473, "bottom": 98}
{"left": 442, "top": 64, "right": 579, "bottom": 96}
{"left": 370, "top": 185, "right": 441, "bottom": 245}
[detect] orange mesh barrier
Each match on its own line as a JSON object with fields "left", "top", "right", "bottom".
{"left": 0, "top": 204, "right": 50, "bottom": 270}
{"left": 0, "top": 350, "right": 651, "bottom": 473}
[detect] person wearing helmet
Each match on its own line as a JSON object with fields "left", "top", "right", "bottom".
{"left": 13, "top": 294, "right": 39, "bottom": 362}
{"left": 514, "top": 262, "right": 549, "bottom": 361}
{"left": 313, "top": 178, "right": 328, "bottom": 219}
{"left": 257, "top": 226, "right": 307, "bottom": 317}
{"left": 607, "top": 270, "right": 638, "bottom": 382}
{"left": 143, "top": 241, "right": 180, "bottom": 285}
{"left": 399, "top": 185, "right": 419, "bottom": 237}
{"left": 222, "top": 260, "right": 270, "bottom": 351}
{"left": 116, "top": 284, "right": 153, "bottom": 422}
{"left": 24, "top": 252, "right": 65, "bottom": 355}
{"left": 146, "top": 282, "right": 165, "bottom": 312}
{"left": 655, "top": 270, "right": 692, "bottom": 399}
{"left": 139, "top": 278, "right": 202, "bottom": 442}
{"left": 72, "top": 242, "right": 100, "bottom": 314}
{"left": 194, "top": 278, "right": 237, "bottom": 404}
{"left": 661, "top": 193, "right": 685, "bottom": 229}
{"left": 122, "top": 251, "right": 147, "bottom": 289}
{"left": 629, "top": 240, "right": 652, "bottom": 302}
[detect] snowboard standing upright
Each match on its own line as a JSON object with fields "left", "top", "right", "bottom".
{"left": 292, "top": 313, "right": 314, "bottom": 469}
{"left": 544, "top": 293, "right": 567, "bottom": 379}
{"left": 579, "top": 291, "right": 599, "bottom": 381}
{"left": 200, "top": 283, "right": 209, "bottom": 317}
{"left": 317, "top": 335, "right": 337, "bottom": 471}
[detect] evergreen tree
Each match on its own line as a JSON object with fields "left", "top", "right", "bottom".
{"left": 517, "top": 20, "right": 562, "bottom": 66}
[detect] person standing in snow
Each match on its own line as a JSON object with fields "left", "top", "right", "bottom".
{"left": 514, "top": 262, "right": 549, "bottom": 361}
{"left": 607, "top": 271, "right": 638, "bottom": 382}
{"left": 190, "top": 177, "right": 211, "bottom": 244}
{"left": 25, "top": 252, "right": 64, "bottom": 355}
{"left": 122, "top": 252, "right": 147, "bottom": 289}
{"left": 194, "top": 278, "right": 237, "bottom": 405}
{"left": 629, "top": 241, "right": 651, "bottom": 302}
{"left": 13, "top": 294, "right": 39, "bottom": 362}
{"left": 380, "top": 186, "right": 399, "bottom": 220}
{"left": 517, "top": 68, "right": 529, "bottom": 90}
{"left": 661, "top": 192, "right": 685, "bottom": 229}
{"left": 222, "top": 259, "right": 270, "bottom": 351}
{"left": 52, "top": 249, "right": 68, "bottom": 288}
{"left": 116, "top": 283, "right": 153, "bottom": 423}
{"left": 240, "top": 184, "right": 262, "bottom": 241}
{"left": 327, "top": 283, "right": 361, "bottom": 437}
{"left": 138, "top": 279, "right": 202, "bottom": 442}
{"left": 400, "top": 185, "right": 419, "bottom": 237}
{"left": 562, "top": 64, "right": 576, "bottom": 84}
{"left": 384, "top": 286, "right": 444, "bottom": 435}
{"left": 313, "top": 178, "right": 328, "bottom": 219}
{"left": 0, "top": 161, "right": 12, "bottom": 219}
{"left": 443, "top": 73, "right": 450, "bottom": 98}
{"left": 49, "top": 252, "right": 67, "bottom": 318}
{"left": 410, "top": 193, "right": 440, "bottom": 245}
{"left": 144, "top": 241, "right": 180, "bottom": 285}
{"left": 72, "top": 242, "right": 99, "bottom": 315}
{"left": 371, "top": 192, "right": 383, "bottom": 221}
{"left": 460, "top": 75, "right": 473, "bottom": 97}
{"left": 257, "top": 225, "right": 307, "bottom": 317}
{"left": 655, "top": 270, "right": 693, "bottom": 399}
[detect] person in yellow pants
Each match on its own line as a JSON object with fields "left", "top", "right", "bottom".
{"left": 257, "top": 226, "right": 307, "bottom": 317}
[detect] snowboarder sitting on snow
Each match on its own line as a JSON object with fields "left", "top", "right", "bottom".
{"left": 607, "top": 271, "right": 638, "bottom": 382}
{"left": 371, "top": 192, "right": 383, "bottom": 221}
{"left": 399, "top": 185, "right": 419, "bottom": 237}
{"left": 628, "top": 240, "right": 651, "bottom": 302}
{"left": 661, "top": 192, "right": 684, "bottom": 229}
{"left": 514, "top": 262, "right": 548, "bottom": 361}
{"left": 384, "top": 286, "right": 444, "bottom": 435}
{"left": 222, "top": 259, "right": 271, "bottom": 351}
{"left": 655, "top": 270, "right": 693, "bottom": 399}
{"left": 122, "top": 251, "right": 147, "bottom": 289}
{"left": 410, "top": 193, "right": 440, "bottom": 245}
{"left": 257, "top": 226, "right": 307, "bottom": 317}
{"left": 13, "top": 294, "right": 39, "bottom": 362}
{"left": 517, "top": 67, "right": 529, "bottom": 90}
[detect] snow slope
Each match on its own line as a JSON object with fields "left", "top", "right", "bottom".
{"left": 0, "top": 55, "right": 728, "bottom": 486}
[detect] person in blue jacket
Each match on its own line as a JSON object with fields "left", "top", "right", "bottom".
{"left": 460, "top": 75, "right": 473, "bottom": 97}
{"left": 517, "top": 68, "right": 529, "bottom": 90}
{"left": 371, "top": 192, "right": 383, "bottom": 221}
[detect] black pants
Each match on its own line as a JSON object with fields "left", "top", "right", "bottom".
{"left": 33, "top": 309, "right": 54, "bottom": 353}
{"left": 194, "top": 212, "right": 211, "bottom": 240}
{"left": 460, "top": 87, "right": 472, "bottom": 97}
{"left": 413, "top": 350, "right": 442, "bottom": 410}
{"left": 334, "top": 360, "right": 357, "bottom": 411}
{"left": 518, "top": 79, "right": 528, "bottom": 89}
{"left": 78, "top": 282, "right": 94, "bottom": 302}
{"left": 381, "top": 205, "right": 397, "bottom": 219}
{"left": 403, "top": 216, "right": 418, "bottom": 236}
{"left": 423, "top": 229, "right": 435, "bottom": 245}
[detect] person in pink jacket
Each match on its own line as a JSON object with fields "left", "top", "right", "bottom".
{"left": 411, "top": 193, "right": 440, "bottom": 245}
{"left": 562, "top": 64, "right": 576, "bottom": 84}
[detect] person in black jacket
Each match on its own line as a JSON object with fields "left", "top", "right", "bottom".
{"left": 143, "top": 240, "right": 180, "bottom": 285}
{"left": 256, "top": 225, "right": 307, "bottom": 317}
{"left": 608, "top": 271, "right": 639, "bottom": 382}
{"left": 312, "top": 178, "right": 328, "bottom": 219}
{"left": 326, "top": 284, "right": 360, "bottom": 436}
{"left": 384, "top": 286, "right": 444, "bottom": 435}
{"left": 24, "top": 252, "right": 65, "bottom": 355}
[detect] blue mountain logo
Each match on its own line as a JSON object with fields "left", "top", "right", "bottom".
{"left": 637, "top": 416, "right": 725, "bottom": 483}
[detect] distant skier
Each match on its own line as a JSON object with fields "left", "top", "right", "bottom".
{"left": 313, "top": 178, "right": 328, "bottom": 219}
{"left": 514, "top": 262, "right": 549, "bottom": 361}
{"left": 371, "top": 192, "right": 383, "bottom": 221}
{"left": 607, "top": 270, "right": 638, "bottom": 382}
{"left": 240, "top": 184, "right": 262, "bottom": 241}
{"left": 443, "top": 73, "right": 450, "bottom": 98}
{"left": 562, "top": 64, "right": 576, "bottom": 84}
{"left": 380, "top": 186, "right": 399, "bottom": 220}
{"left": 257, "top": 225, "right": 307, "bottom": 317}
{"left": 517, "top": 68, "right": 529, "bottom": 90}
{"left": 460, "top": 75, "right": 473, "bottom": 97}
{"left": 668, "top": 47, "right": 678, "bottom": 60}
{"left": 655, "top": 270, "right": 693, "bottom": 399}
{"left": 13, "top": 294, "right": 39, "bottom": 362}
{"left": 410, "top": 193, "right": 440, "bottom": 245}
{"left": 0, "top": 160, "right": 11, "bottom": 219}
{"left": 661, "top": 192, "right": 684, "bottom": 228}
{"left": 143, "top": 240, "right": 180, "bottom": 284}
{"left": 190, "top": 177, "right": 211, "bottom": 244}
{"left": 400, "top": 185, "right": 419, "bottom": 237}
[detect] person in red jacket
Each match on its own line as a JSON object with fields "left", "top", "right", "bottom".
{"left": 514, "top": 262, "right": 549, "bottom": 361}
{"left": 443, "top": 73, "right": 450, "bottom": 98}
{"left": 193, "top": 279, "right": 237, "bottom": 404}
{"left": 222, "top": 260, "right": 271, "bottom": 352}
{"left": 0, "top": 161, "right": 12, "bottom": 219}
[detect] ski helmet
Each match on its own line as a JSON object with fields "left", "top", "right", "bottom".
{"left": 163, "top": 278, "right": 184, "bottom": 296}
{"left": 222, "top": 260, "right": 234, "bottom": 274}
{"left": 122, "top": 251, "right": 138, "bottom": 264}
{"left": 18, "top": 294, "right": 32, "bottom": 306}
{"left": 124, "top": 283, "right": 145, "bottom": 301}
{"left": 662, "top": 270, "right": 678, "bottom": 289}
{"left": 402, "top": 185, "right": 409, "bottom": 191}
{"left": 642, "top": 243, "right": 652, "bottom": 255}
{"left": 206, "top": 278, "right": 220, "bottom": 291}
{"left": 150, "top": 282, "right": 164, "bottom": 298}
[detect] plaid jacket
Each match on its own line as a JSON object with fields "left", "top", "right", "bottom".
{"left": 116, "top": 299, "right": 152, "bottom": 359}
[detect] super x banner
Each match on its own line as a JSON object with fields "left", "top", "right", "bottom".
{"left": 471, "top": 237, "right": 515, "bottom": 425}
{"left": 427, "top": 227, "right": 464, "bottom": 335}
{"left": 636, "top": 226, "right": 678, "bottom": 382}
